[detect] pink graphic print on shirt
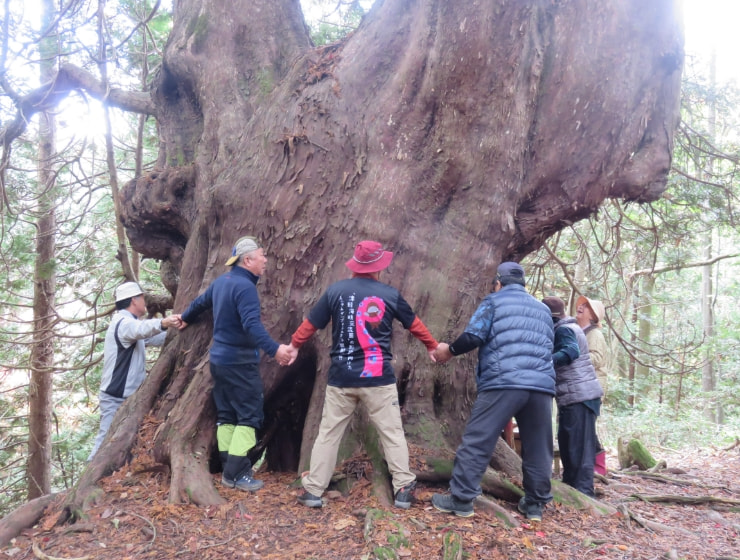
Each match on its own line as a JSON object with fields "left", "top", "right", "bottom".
{"left": 356, "top": 296, "right": 386, "bottom": 377}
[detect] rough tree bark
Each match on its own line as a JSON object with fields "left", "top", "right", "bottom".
{"left": 2, "top": 0, "right": 683, "bottom": 518}
{"left": 26, "top": 0, "right": 58, "bottom": 500}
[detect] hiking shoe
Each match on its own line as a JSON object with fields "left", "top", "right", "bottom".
{"left": 394, "top": 481, "right": 416, "bottom": 509}
{"left": 431, "top": 493, "right": 474, "bottom": 517}
{"left": 517, "top": 497, "right": 543, "bottom": 522}
{"left": 222, "top": 473, "right": 264, "bottom": 492}
{"left": 297, "top": 491, "right": 323, "bottom": 508}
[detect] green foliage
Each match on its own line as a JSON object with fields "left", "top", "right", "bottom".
{"left": 304, "top": 0, "right": 366, "bottom": 46}
{"left": 0, "top": 0, "right": 173, "bottom": 515}
{"left": 526, "top": 51, "right": 740, "bottom": 447}
{"left": 604, "top": 385, "right": 740, "bottom": 451}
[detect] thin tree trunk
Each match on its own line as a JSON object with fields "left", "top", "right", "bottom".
{"left": 27, "top": 0, "right": 58, "bottom": 500}
{"left": 701, "top": 49, "right": 717, "bottom": 423}
{"left": 636, "top": 275, "right": 654, "bottom": 387}
{"left": 627, "top": 279, "right": 639, "bottom": 408}
{"left": 97, "top": 0, "right": 136, "bottom": 282}
{"left": 675, "top": 348, "right": 685, "bottom": 409}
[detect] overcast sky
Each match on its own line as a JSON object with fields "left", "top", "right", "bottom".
{"left": 682, "top": 0, "right": 739, "bottom": 83}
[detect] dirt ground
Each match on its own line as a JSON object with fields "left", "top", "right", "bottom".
{"left": 2, "top": 445, "right": 739, "bottom": 560}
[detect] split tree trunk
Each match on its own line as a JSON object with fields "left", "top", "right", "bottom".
{"left": 66, "top": 0, "right": 683, "bottom": 515}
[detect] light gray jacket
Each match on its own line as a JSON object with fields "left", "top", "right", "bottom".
{"left": 99, "top": 310, "right": 167, "bottom": 399}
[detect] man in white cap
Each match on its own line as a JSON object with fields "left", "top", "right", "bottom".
{"left": 179, "top": 236, "right": 294, "bottom": 493}
{"left": 289, "top": 240, "right": 439, "bottom": 510}
{"left": 88, "top": 282, "right": 181, "bottom": 460}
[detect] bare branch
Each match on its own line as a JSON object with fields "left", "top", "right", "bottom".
{"left": 0, "top": 64, "right": 154, "bottom": 149}
{"left": 629, "top": 253, "right": 740, "bottom": 279}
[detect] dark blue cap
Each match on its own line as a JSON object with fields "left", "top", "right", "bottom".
{"left": 497, "top": 261, "right": 524, "bottom": 278}
{"left": 494, "top": 261, "right": 526, "bottom": 286}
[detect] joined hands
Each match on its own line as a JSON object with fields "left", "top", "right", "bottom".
{"left": 433, "top": 342, "right": 453, "bottom": 364}
{"left": 276, "top": 343, "right": 299, "bottom": 366}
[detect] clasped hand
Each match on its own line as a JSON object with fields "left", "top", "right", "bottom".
{"left": 433, "top": 342, "right": 453, "bottom": 364}
{"left": 275, "top": 343, "right": 298, "bottom": 366}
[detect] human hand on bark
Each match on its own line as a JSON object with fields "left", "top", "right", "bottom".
{"left": 433, "top": 343, "right": 453, "bottom": 364}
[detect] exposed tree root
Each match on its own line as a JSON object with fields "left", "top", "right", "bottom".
{"left": 617, "top": 504, "right": 694, "bottom": 535}
{"left": 0, "top": 493, "right": 59, "bottom": 547}
{"left": 415, "top": 456, "right": 522, "bottom": 502}
{"left": 595, "top": 472, "right": 610, "bottom": 484}
{"left": 32, "top": 541, "right": 90, "bottom": 560}
{"left": 553, "top": 480, "right": 617, "bottom": 516}
{"left": 648, "top": 460, "right": 668, "bottom": 472}
{"left": 361, "top": 508, "right": 410, "bottom": 559}
{"left": 614, "top": 470, "right": 727, "bottom": 490}
{"left": 474, "top": 495, "right": 520, "bottom": 527}
{"left": 629, "top": 494, "right": 740, "bottom": 506}
{"left": 442, "top": 531, "right": 463, "bottom": 560}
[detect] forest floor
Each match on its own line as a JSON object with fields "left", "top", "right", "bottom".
{"left": 2, "top": 443, "right": 739, "bottom": 560}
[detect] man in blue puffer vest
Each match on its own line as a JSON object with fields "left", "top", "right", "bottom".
{"left": 431, "top": 262, "right": 556, "bottom": 521}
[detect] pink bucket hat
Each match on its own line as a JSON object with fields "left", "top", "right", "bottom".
{"left": 345, "top": 240, "right": 394, "bottom": 274}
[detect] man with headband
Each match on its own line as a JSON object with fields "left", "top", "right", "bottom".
{"left": 180, "top": 236, "right": 294, "bottom": 492}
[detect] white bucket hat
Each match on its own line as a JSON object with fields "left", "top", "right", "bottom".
{"left": 114, "top": 282, "right": 144, "bottom": 302}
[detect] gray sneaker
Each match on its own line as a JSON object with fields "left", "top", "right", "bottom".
{"left": 517, "top": 497, "right": 543, "bottom": 521}
{"left": 222, "top": 473, "right": 264, "bottom": 492}
{"left": 297, "top": 491, "right": 323, "bottom": 508}
{"left": 394, "top": 481, "right": 416, "bottom": 509}
{"left": 431, "top": 493, "right": 474, "bottom": 517}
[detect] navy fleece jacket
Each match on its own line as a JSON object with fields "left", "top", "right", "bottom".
{"left": 182, "top": 266, "right": 279, "bottom": 365}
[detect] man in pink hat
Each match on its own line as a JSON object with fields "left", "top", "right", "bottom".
{"left": 289, "top": 240, "right": 439, "bottom": 510}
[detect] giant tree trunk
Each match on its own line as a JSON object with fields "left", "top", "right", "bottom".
{"left": 67, "top": 0, "right": 683, "bottom": 515}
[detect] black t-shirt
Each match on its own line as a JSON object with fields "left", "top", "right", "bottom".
{"left": 307, "top": 277, "right": 417, "bottom": 387}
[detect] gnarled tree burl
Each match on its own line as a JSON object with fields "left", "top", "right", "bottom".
{"left": 65, "top": 0, "right": 682, "bottom": 517}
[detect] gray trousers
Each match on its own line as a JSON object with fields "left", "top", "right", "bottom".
{"left": 87, "top": 391, "right": 126, "bottom": 461}
{"left": 450, "top": 389, "right": 553, "bottom": 505}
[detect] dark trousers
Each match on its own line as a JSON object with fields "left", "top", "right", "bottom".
{"left": 210, "top": 362, "right": 264, "bottom": 428}
{"left": 558, "top": 402, "right": 597, "bottom": 497}
{"left": 210, "top": 362, "right": 264, "bottom": 481}
{"left": 450, "top": 389, "right": 553, "bottom": 505}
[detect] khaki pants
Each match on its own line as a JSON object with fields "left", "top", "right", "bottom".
{"left": 302, "top": 384, "right": 415, "bottom": 496}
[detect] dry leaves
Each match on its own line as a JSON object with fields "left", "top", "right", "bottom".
{"left": 2, "top": 448, "right": 739, "bottom": 559}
